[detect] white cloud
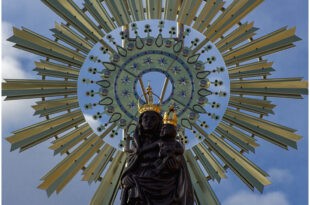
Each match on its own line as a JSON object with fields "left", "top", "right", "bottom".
{"left": 84, "top": 114, "right": 101, "bottom": 134}
{"left": 2, "top": 21, "right": 17, "bottom": 56}
{"left": 2, "top": 98, "right": 40, "bottom": 133}
{"left": 268, "top": 168, "right": 293, "bottom": 184}
{"left": 2, "top": 21, "right": 33, "bottom": 59}
{"left": 2, "top": 56, "right": 31, "bottom": 79}
{"left": 2, "top": 21, "right": 35, "bottom": 79}
{"left": 223, "top": 191, "right": 290, "bottom": 205}
{"left": 2, "top": 21, "right": 39, "bottom": 131}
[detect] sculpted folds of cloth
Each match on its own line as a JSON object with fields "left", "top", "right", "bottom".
{"left": 121, "top": 110, "right": 194, "bottom": 205}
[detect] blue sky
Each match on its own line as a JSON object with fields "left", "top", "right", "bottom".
{"left": 2, "top": 1, "right": 308, "bottom": 205}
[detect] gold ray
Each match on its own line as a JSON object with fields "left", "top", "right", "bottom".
{"left": 216, "top": 22, "right": 258, "bottom": 52}
{"left": 228, "top": 60, "right": 274, "bottom": 79}
{"left": 51, "top": 23, "right": 93, "bottom": 54}
{"left": 35, "top": 60, "right": 80, "bottom": 74}
{"left": 193, "top": 144, "right": 227, "bottom": 182}
{"left": 3, "top": 79, "right": 76, "bottom": 90}
{"left": 224, "top": 27, "right": 301, "bottom": 66}
{"left": 82, "top": 144, "right": 116, "bottom": 183}
{"left": 55, "top": 135, "right": 102, "bottom": 194}
{"left": 146, "top": 0, "right": 162, "bottom": 19}
{"left": 229, "top": 96, "right": 275, "bottom": 109}
{"left": 2, "top": 88, "right": 77, "bottom": 100}
{"left": 6, "top": 110, "right": 84, "bottom": 151}
{"left": 127, "top": 0, "right": 145, "bottom": 21}
{"left": 224, "top": 27, "right": 296, "bottom": 58}
{"left": 49, "top": 123, "right": 93, "bottom": 155}
{"left": 10, "top": 110, "right": 82, "bottom": 135}
{"left": 229, "top": 69, "right": 274, "bottom": 79}
{"left": 228, "top": 96, "right": 275, "bottom": 115}
{"left": 84, "top": 0, "right": 116, "bottom": 33}
{"left": 205, "top": 0, "right": 264, "bottom": 42}
{"left": 224, "top": 108, "right": 302, "bottom": 149}
{"left": 38, "top": 134, "right": 103, "bottom": 196}
{"left": 194, "top": 0, "right": 263, "bottom": 53}
{"left": 32, "top": 97, "right": 78, "bottom": 112}
{"left": 90, "top": 151, "right": 126, "bottom": 205}
{"left": 192, "top": 123, "right": 271, "bottom": 192}
{"left": 185, "top": 150, "right": 221, "bottom": 205}
{"left": 207, "top": 133, "right": 271, "bottom": 192}
{"left": 216, "top": 122, "right": 259, "bottom": 152}
{"left": 228, "top": 102, "right": 273, "bottom": 115}
{"left": 231, "top": 78, "right": 307, "bottom": 89}
{"left": 99, "top": 122, "right": 118, "bottom": 139}
{"left": 2, "top": 79, "right": 77, "bottom": 100}
{"left": 32, "top": 97, "right": 79, "bottom": 117}
{"left": 42, "top": 0, "right": 104, "bottom": 42}
{"left": 34, "top": 68, "right": 78, "bottom": 80}
{"left": 178, "top": 0, "right": 202, "bottom": 26}
{"left": 230, "top": 90, "right": 306, "bottom": 99}
{"left": 225, "top": 109, "right": 302, "bottom": 141}
{"left": 164, "top": 0, "right": 181, "bottom": 21}
{"left": 8, "top": 27, "right": 85, "bottom": 66}
{"left": 105, "top": 0, "right": 131, "bottom": 26}
{"left": 230, "top": 78, "right": 308, "bottom": 98}
{"left": 193, "top": 0, "right": 225, "bottom": 32}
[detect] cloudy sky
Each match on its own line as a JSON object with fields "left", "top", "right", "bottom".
{"left": 2, "top": 0, "right": 308, "bottom": 205}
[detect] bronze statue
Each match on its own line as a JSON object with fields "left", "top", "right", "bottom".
{"left": 121, "top": 94, "right": 194, "bottom": 205}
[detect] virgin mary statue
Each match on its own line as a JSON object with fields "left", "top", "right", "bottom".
{"left": 120, "top": 85, "right": 194, "bottom": 205}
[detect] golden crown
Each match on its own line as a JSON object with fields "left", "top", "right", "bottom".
{"left": 137, "top": 84, "right": 161, "bottom": 114}
{"left": 163, "top": 104, "right": 178, "bottom": 126}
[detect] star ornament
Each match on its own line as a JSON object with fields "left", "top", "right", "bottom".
{"left": 2, "top": 0, "right": 307, "bottom": 204}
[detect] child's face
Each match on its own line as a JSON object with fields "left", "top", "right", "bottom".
{"left": 160, "top": 124, "right": 177, "bottom": 138}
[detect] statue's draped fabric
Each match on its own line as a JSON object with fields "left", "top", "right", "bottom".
{"left": 121, "top": 111, "right": 194, "bottom": 205}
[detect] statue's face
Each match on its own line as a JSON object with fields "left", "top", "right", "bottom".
{"left": 141, "top": 111, "right": 160, "bottom": 132}
{"left": 160, "top": 124, "right": 177, "bottom": 139}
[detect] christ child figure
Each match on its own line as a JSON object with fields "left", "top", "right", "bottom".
{"left": 154, "top": 106, "right": 184, "bottom": 173}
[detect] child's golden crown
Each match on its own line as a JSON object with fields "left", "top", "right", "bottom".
{"left": 163, "top": 104, "right": 178, "bottom": 126}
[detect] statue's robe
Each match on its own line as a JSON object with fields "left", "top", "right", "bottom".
{"left": 121, "top": 132, "right": 194, "bottom": 205}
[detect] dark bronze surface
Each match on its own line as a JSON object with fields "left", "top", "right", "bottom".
{"left": 121, "top": 111, "right": 194, "bottom": 205}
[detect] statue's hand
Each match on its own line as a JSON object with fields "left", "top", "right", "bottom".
{"left": 122, "top": 175, "right": 135, "bottom": 188}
